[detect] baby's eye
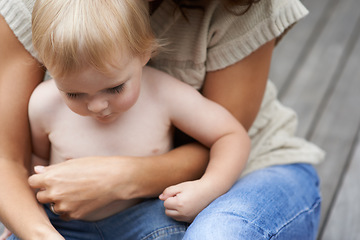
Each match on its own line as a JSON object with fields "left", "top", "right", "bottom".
{"left": 66, "top": 93, "right": 81, "bottom": 99}
{"left": 107, "top": 83, "right": 125, "bottom": 94}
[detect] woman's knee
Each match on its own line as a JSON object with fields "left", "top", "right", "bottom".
{"left": 184, "top": 164, "right": 321, "bottom": 240}
{"left": 272, "top": 200, "right": 321, "bottom": 240}
{"left": 185, "top": 200, "right": 320, "bottom": 240}
{"left": 184, "top": 212, "right": 268, "bottom": 240}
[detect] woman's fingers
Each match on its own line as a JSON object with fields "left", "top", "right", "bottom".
{"left": 28, "top": 170, "right": 43, "bottom": 189}
{"left": 0, "top": 228, "right": 12, "bottom": 240}
{"left": 27, "top": 158, "right": 122, "bottom": 219}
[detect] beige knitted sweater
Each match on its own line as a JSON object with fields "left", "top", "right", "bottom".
{"left": 0, "top": 0, "right": 324, "bottom": 176}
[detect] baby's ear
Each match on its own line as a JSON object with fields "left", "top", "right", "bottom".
{"left": 141, "top": 52, "right": 151, "bottom": 66}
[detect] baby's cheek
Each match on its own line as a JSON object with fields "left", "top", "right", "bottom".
{"left": 67, "top": 102, "right": 88, "bottom": 116}
{"left": 114, "top": 90, "right": 140, "bottom": 112}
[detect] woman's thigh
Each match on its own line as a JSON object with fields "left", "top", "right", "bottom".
{"left": 8, "top": 199, "right": 187, "bottom": 240}
{"left": 96, "top": 199, "right": 187, "bottom": 240}
{"left": 184, "top": 163, "right": 321, "bottom": 240}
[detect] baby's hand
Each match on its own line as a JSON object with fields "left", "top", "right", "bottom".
{"left": 159, "top": 179, "right": 214, "bottom": 222}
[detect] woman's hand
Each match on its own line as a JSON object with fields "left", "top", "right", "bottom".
{"left": 28, "top": 156, "right": 137, "bottom": 220}
{"left": 0, "top": 228, "right": 12, "bottom": 240}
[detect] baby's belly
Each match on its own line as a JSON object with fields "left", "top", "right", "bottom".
{"left": 81, "top": 199, "right": 143, "bottom": 221}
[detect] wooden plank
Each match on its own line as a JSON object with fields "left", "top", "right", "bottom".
{"left": 320, "top": 127, "right": 360, "bottom": 240}
{"left": 270, "top": 0, "right": 360, "bottom": 235}
{"left": 270, "top": 0, "right": 337, "bottom": 93}
{"left": 277, "top": 0, "right": 360, "bottom": 138}
{"left": 311, "top": 17, "right": 360, "bottom": 237}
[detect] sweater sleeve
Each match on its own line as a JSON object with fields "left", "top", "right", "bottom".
{"left": 0, "top": 0, "right": 38, "bottom": 59}
{"left": 206, "top": 0, "right": 308, "bottom": 71}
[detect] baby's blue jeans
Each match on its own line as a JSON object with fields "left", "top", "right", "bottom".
{"left": 8, "top": 163, "right": 321, "bottom": 240}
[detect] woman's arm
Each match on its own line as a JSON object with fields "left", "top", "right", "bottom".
{"left": 202, "top": 39, "right": 275, "bottom": 130}
{"left": 0, "top": 17, "right": 63, "bottom": 239}
{"left": 29, "top": 142, "right": 209, "bottom": 219}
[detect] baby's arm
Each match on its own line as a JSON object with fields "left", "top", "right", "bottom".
{"left": 28, "top": 81, "right": 55, "bottom": 165}
{"left": 158, "top": 73, "right": 251, "bottom": 222}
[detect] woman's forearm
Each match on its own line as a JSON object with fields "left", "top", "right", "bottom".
{"left": 26, "top": 143, "right": 209, "bottom": 220}
{"left": 118, "top": 142, "right": 209, "bottom": 199}
{"left": 0, "top": 16, "right": 61, "bottom": 239}
{"left": 0, "top": 161, "right": 62, "bottom": 240}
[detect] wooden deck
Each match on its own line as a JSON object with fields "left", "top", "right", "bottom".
{"left": 270, "top": 0, "right": 360, "bottom": 238}
{"left": 1, "top": 0, "right": 360, "bottom": 238}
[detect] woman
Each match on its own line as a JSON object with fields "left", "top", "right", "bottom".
{"left": 0, "top": 0, "right": 324, "bottom": 239}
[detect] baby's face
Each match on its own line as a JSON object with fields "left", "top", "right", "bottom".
{"left": 53, "top": 56, "right": 146, "bottom": 123}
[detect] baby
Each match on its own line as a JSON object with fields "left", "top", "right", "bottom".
{"left": 29, "top": 0, "right": 251, "bottom": 222}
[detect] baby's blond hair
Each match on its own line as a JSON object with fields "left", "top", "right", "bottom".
{"left": 32, "top": 0, "right": 158, "bottom": 78}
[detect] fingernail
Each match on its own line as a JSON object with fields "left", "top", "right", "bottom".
{"left": 34, "top": 165, "right": 45, "bottom": 173}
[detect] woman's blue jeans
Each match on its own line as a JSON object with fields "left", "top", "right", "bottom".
{"left": 8, "top": 163, "right": 321, "bottom": 240}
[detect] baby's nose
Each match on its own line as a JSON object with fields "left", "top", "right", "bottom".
{"left": 87, "top": 98, "right": 109, "bottom": 113}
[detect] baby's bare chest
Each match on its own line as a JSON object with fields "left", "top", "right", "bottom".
{"left": 48, "top": 106, "right": 173, "bottom": 164}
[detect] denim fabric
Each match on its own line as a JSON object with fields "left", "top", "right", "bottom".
{"left": 8, "top": 164, "right": 321, "bottom": 240}
{"left": 184, "top": 163, "right": 321, "bottom": 240}
{"left": 8, "top": 199, "right": 187, "bottom": 240}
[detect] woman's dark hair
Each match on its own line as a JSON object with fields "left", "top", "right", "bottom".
{"left": 221, "top": 0, "right": 261, "bottom": 15}
{"left": 173, "top": 0, "right": 261, "bottom": 15}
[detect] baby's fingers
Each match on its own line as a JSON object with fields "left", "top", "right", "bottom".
{"left": 163, "top": 198, "right": 194, "bottom": 223}
{"left": 164, "top": 208, "right": 189, "bottom": 222}
{"left": 162, "top": 194, "right": 181, "bottom": 210}
{"left": 159, "top": 184, "right": 182, "bottom": 201}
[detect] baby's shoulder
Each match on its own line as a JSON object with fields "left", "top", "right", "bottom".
{"left": 29, "top": 79, "right": 64, "bottom": 115}
{"left": 143, "top": 66, "right": 178, "bottom": 85}
{"left": 142, "top": 66, "right": 198, "bottom": 98}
